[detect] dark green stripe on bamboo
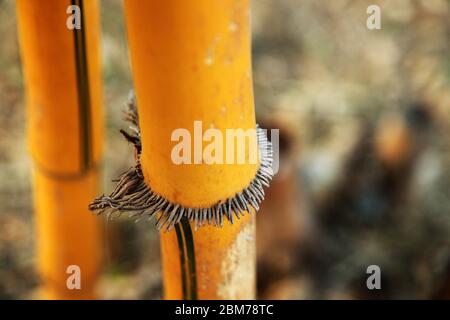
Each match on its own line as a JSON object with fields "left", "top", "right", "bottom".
{"left": 72, "top": 0, "right": 92, "bottom": 172}
{"left": 181, "top": 218, "right": 198, "bottom": 300}
{"left": 175, "top": 217, "right": 198, "bottom": 300}
{"left": 174, "top": 223, "right": 188, "bottom": 299}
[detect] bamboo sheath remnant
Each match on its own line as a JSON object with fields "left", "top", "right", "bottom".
{"left": 17, "top": 0, "right": 103, "bottom": 299}
{"left": 90, "top": 96, "right": 273, "bottom": 231}
{"left": 90, "top": 0, "right": 273, "bottom": 299}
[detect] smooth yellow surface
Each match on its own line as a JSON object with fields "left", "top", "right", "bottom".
{"left": 17, "top": 0, "right": 103, "bottom": 175}
{"left": 124, "top": 0, "right": 257, "bottom": 299}
{"left": 34, "top": 170, "right": 102, "bottom": 299}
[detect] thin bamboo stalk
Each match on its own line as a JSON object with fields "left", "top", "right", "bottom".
{"left": 123, "top": 0, "right": 258, "bottom": 299}
{"left": 16, "top": 0, "right": 103, "bottom": 299}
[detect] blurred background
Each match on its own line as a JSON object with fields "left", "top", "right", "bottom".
{"left": 1, "top": 0, "right": 450, "bottom": 299}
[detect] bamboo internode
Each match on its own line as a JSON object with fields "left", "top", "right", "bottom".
{"left": 124, "top": 0, "right": 258, "bottom": 208}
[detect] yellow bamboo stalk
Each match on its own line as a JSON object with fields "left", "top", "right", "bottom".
{"left": 123, "top": 0, "right": 259, "bottom": 299}
{"left": 16, "top": 0, "right": 103, "bottom": 299}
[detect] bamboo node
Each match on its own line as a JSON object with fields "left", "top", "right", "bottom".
{"left": 89, "top": 92, "right": 273, "bottom": 231}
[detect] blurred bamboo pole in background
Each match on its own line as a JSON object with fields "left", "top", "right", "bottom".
{"left": 16, "top": 0, "right": 103, "bottom": 299}
{"left": 124, "top": 0, "right": 258, "bottom": 299}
